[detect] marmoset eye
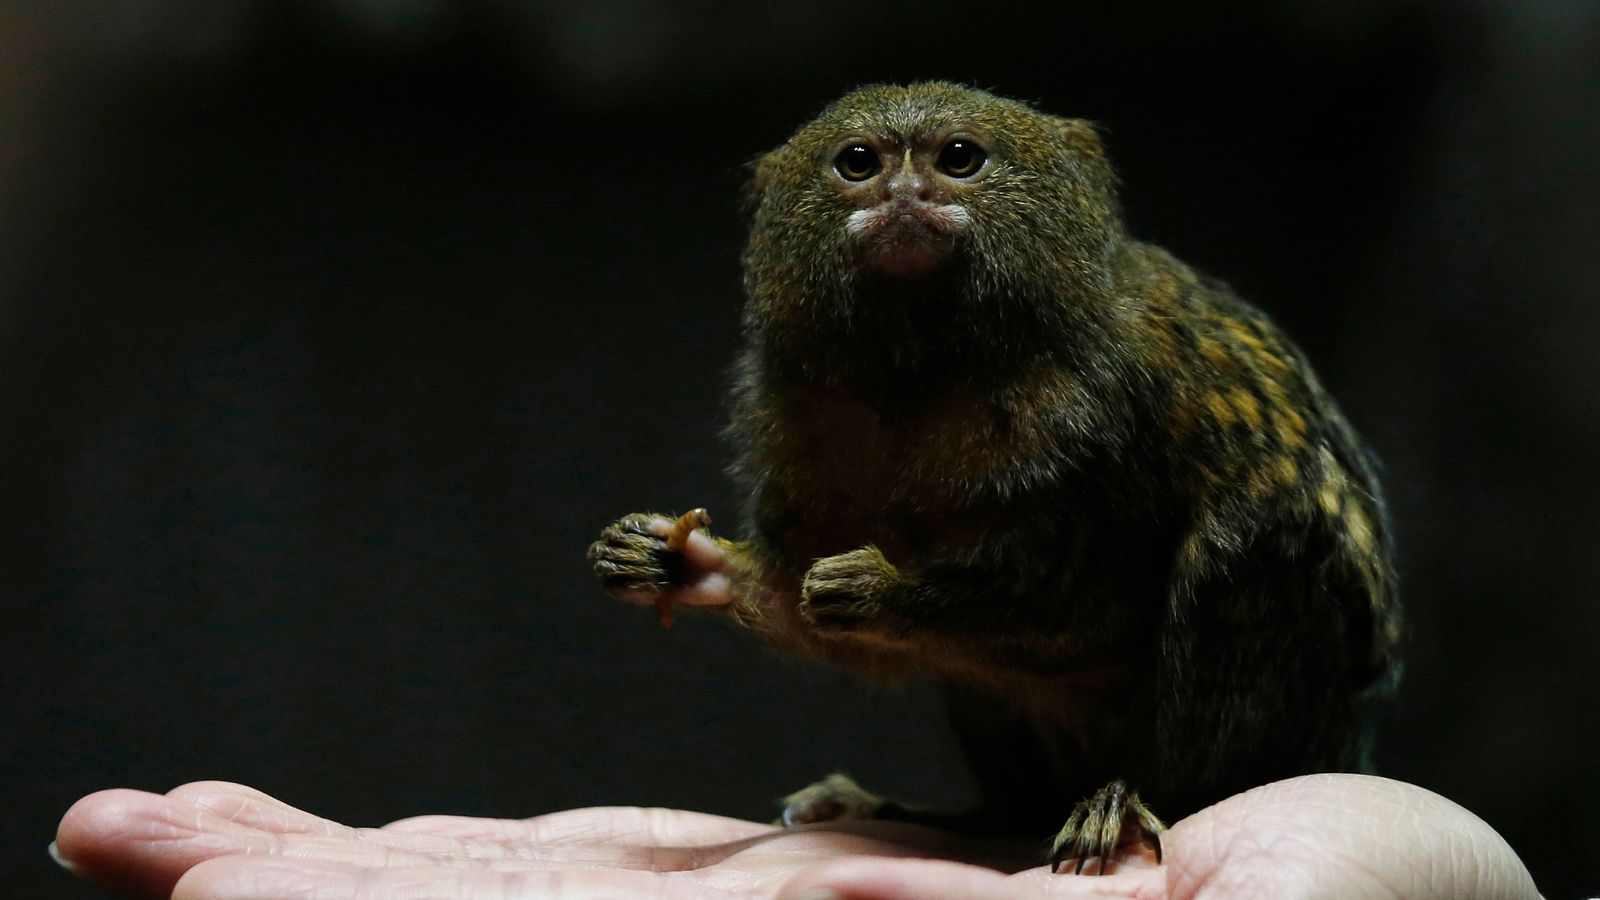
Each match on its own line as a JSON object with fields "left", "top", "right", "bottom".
{"left": 936, "top": 139, "right": 987, "bottom": 177}
{"left": 834, "top": 144, "right": 881, "bottom": 181}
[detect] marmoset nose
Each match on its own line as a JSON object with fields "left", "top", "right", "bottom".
{"left": 883, "top": 169, "right": 933, "bottom": 203}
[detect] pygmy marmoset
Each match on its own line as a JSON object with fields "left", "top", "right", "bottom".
{"left": 589, "top": 81, "right": 1400, "bottom": 873}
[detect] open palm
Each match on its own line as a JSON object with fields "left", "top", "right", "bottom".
{"left": 55, "top": 774, "right": 1537, "bottom": 899}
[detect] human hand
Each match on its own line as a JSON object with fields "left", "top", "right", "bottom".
{"left": 53, "top": 774, "right": 1540, "bottom": 899}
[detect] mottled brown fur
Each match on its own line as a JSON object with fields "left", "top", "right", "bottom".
{"left": 590, "top": 82, "right": 1399, "bottom": 871}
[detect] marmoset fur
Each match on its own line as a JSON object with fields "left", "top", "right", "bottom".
{"left": 589, "top": 81, "right": 1400, "bottom": 873}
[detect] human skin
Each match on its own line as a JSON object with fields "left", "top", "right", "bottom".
{"left": 53, "top": 774, "right": 1540, "bottom": 899}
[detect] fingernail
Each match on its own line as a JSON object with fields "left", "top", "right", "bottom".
{"left": 48, "top": 841, "right": 81, "bottom": 875}
{"left": 791, "top": 891, "right": 841, "bottom": 900}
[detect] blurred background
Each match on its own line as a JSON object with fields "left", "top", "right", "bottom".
{"left": 2, "top": 1, "right": 1595, "bottom": 896}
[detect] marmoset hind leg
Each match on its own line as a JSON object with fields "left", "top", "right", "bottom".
{"left": 777, "top": 769, "right": 1165, "bottom": 875}
{"left": 779, "top": 690, "right": 1166, "bottom": 875}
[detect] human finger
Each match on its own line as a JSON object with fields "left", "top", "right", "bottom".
{"left": 54, "top": 785, "right": 346, "bottom": 899}
{"left": 172, "top": 856, "right": 753, "bottom": 900}
{"left": 385, "top": 805, "right": 775, "bottom": 847}
{"left": 55, "top": 782, "right": 545, "bottom": 897}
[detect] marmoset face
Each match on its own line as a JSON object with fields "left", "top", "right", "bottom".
{"left": 826, "top": 131, "right": 989, "bottom": 276}
{"left": 749, "top": 83, "right": 1120, "bottom": 310}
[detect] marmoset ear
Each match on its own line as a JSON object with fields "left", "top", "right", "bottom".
{"left": 742, "top": 146, "right": 787, "bottom": 212}
{"left": 1053, "top": 117, "right": 1120, "bottom": 207}
{"left": 1055, "top": 118, "right": 1108, "bottom": 165}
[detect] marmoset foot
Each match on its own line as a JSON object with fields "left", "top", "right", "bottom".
{"left": 779, "top": 773, "right": 887, "bottom": 826}
{"left": 1048, "top": 779, "right": 1165, "bottom": 875}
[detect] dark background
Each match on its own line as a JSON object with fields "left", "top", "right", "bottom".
{"left": 3, "top": 1, "right": 1596, "bottom": 897}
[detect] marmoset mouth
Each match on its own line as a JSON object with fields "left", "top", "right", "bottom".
{"left": 848, "top": 201, "right": 970, "bottom": 275}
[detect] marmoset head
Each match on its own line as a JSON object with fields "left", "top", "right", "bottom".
{"left": 745, "top": 82, "right": 1123, "bottom": 309}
